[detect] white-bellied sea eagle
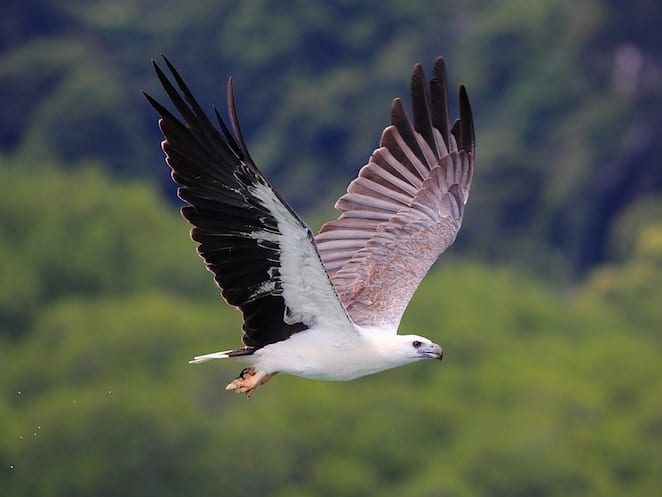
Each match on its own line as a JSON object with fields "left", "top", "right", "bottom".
{"left": 143, "top": 56, "right": 474, "bottom": 397}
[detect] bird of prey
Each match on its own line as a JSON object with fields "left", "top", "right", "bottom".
{"left": 144, "top": 56, "right": 474, "bottom": 397}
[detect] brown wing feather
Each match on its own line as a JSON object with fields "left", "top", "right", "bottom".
{"left": 316, "top": 58, "right": 475, "bottom": 329}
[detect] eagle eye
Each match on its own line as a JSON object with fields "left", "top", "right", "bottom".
{"left": 412, "top": 340, "right": 422, "bottom": 349}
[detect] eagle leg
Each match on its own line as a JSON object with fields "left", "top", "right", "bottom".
{"left": 225, "top": 368, "right": 277, "bottom": 398}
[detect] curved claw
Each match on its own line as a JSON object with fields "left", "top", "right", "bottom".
{"left": 225, "top": 369, "right": 277, "bottom": 398}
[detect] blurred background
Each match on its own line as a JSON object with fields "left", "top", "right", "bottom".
{"left": 1, "top": 0, "right": 661, "bottom": 496}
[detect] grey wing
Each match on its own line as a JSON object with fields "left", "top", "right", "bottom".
{"left": 315, "top": 58, "right": 475, "bottom": 330}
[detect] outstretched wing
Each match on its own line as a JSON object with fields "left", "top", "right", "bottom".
{"left": 144, "top": 57, "right": 350, "bottom": 352}
{"left": 316, "top": 58, "right": 475, "bottom": 331}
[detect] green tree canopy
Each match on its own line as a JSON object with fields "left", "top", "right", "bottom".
{"left": 0, "top": 155, "right": 216, "bottom": 337}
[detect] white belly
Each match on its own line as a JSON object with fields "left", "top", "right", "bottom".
{"left": 247, "top": 325, "right": 399, "bottom": 381}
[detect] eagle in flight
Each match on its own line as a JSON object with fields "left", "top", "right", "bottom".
{"left": 144, "top": 56, "right": 474, "bottom": 397}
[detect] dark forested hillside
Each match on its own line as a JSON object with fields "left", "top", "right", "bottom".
{"left": 1, "top": 0, "right": 660, "bottom": 278}
{"left": 1, "top": 1, "right": 661, "bottom": 496}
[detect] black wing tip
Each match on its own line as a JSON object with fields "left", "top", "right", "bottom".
{"left": 224, "top": 75, "right": 259, "bottom": 168}
{"left": 428, "top": 57, "right": 451, "bottom": 148}
{"left": 433, "top": 57, "right": 447, "bottom": 75}
{"left": 410, "top": 62, "right": 434, "bottom": 147}
{"left": 141, "top": 89, "right": 159, "bottom": 109}
{"left": 142, "top": 88, "right": 174, "bottom": 123}
{"left": 431, "top": 57, "right": 449, "bottom": 94}
{"left": 160, "top": 54, "right": 180, "bottom": 79}
{"left": 458, "top": 85, "right": 475, "bottom": 155}
{"left": 429, "top": 57, "right": 474, "bottom": 156}
{"left": 412, "top": 62, "right": 424, "bottom": 77}
{"left": 151, "top": 55, "right": 170, "bottom": 81}
{"left": 150, "top": 54, "right": 172, "bottom": 73}
{"left": 155, "top": 53, "right": 171, "bottom": 67}
{"left": 391, "top": 96, "right": 405, "bottom": 114}
{"left": 391, "top": 57, "right": 475, "bottom": 161}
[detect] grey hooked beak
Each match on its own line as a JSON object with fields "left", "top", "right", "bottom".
{"left": 421, "top": 343, "right": 443, "bottom": 361}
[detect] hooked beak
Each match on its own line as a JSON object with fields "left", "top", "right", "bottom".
{"left": 420, "top": 343, "right": 443, "bottom": 361}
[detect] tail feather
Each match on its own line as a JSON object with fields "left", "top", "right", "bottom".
{"left": 189, "top": 346, "right": 256, "bottom": 364}
{"left": 189, "top": 350, "right": 231, "bottom": 364}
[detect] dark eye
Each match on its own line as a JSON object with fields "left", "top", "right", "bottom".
{"left": 412, "top": 340, "right": 422, "bottom": 349}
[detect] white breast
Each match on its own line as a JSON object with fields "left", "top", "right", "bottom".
{"left": 247, "top": 324, "right": 408, "bottom": 381}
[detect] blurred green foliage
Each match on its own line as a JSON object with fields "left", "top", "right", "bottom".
{"left": 1, "top": 0, "right": 661, "bottom": 496}
{"left": 0, "top": 156, "right": 216, "bottom": 335}
{"left": 1, "top": 156, "right": 660, "bottom": 496}
{"left": 1, "top": 0, "right": 660, "bottom": 277}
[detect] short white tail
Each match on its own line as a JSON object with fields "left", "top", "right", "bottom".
{"left": 188, "top": 350, "right": 232, "bottom": 364}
